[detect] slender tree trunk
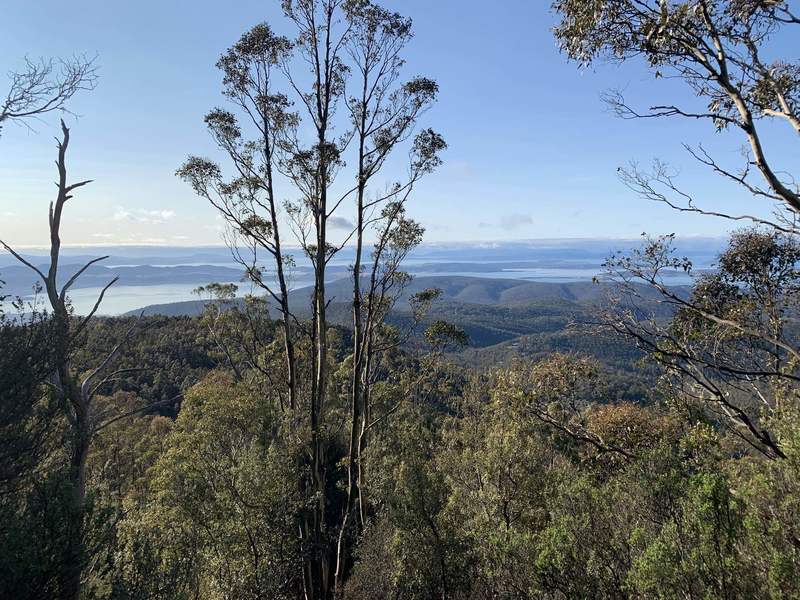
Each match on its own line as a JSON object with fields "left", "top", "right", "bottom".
{"left": 356, "top": 336, "right": 372, "bottom": 527}
{"left": 311, "top": 239, "right": 329, "bottom": 598}
{"left": 59, "top": 366, "right": 90, "bottom": 600}
{"left": 355, "top": 233, "right": 387, "bottom": 523}
{"left": 310, "top": 142, "right": 330, "bottom": 600}
{"left": 263, "top": 114, "right": 298, "bottom": 412}
{"left": 334, "top": 82, "right": 369, "bottom": 589}
{"left": 63, "top": 428, "right": 89, "bottom": 600}
{"left": 273, "top": 232, "right": 297, "bottom": 415}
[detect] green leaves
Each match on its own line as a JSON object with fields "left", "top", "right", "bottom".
{"left": 411, "top": 128, "right": 446, "bottom": 175}
{"left": 217, "top": 23, "right": 292, "bottom": 95}
{"left": 424, "top": 320, "right": 469, "bottom": 351}
{"left": 118, "top": 373, "right": 302, "bottom": 598}
{"left": 175, "top": 156, "right": 222, "bottom": 194}
{"left": 203, "top": 107, "right": 241, "bottom": 141}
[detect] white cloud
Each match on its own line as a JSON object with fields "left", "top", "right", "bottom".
{"left": 499, "top": 214, "right": 534, "bottom": 230}
{"left": 116, "top": 237, "right": 169, "bottom": 245}
{"left": 112, "top": 207, "right": 177, "bottom": 224}
{"left": 476, "top": 214, "right": 535, "bottom": 231}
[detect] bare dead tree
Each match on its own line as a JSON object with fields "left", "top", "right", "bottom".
{"left": 0, "top": 121, "right": 163, "bottom": 600}
{"left": 0, "top": 56, "right": 98, "bottom": 138}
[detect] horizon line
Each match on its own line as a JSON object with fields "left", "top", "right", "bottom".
{"left": 4, "top": 234, "right": 730, "bottom": 252}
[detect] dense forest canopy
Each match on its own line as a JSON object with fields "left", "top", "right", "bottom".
{"left": 1, "top": 1, "right": 800, "bottom": 599}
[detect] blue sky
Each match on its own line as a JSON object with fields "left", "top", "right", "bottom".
{"left": 0, "top": 0, "right": 796, "bottom": 247}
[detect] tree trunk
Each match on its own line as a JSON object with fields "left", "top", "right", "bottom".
{"left": 61, "top": 373, "right": 90, "bottom": 600}
{"left": 334, "top": 179, "right": 365, "bottom": 593}
{"left": 309, "top": 158, "right": 330, "bottom": 599}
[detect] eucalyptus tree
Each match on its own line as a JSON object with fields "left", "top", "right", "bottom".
{"left": 275, "top": 11, "right": 352, "bottom": 590}
{"left": 553, "top": 1, "right": 800, "bottom": 459}
{"left": 553, "top": 0, "right": 800, "bottom": 225}
{"left": 179, "top": 1, "right": 443, "bottom": 597}
{"left": 332, "top": 1, "right": 445, "bottom": 587}
{"left": 602, "top": 230, "right": 800, "bottom": 460}
{"left": 179, "top": 7, "right": 344, "bottom": 594}
{"left": 177, "top": 23, "right": 299, "bottom": 411}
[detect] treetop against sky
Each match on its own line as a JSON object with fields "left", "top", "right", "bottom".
{"left": 0, "top": 0, "right": 796, "bottom": 246}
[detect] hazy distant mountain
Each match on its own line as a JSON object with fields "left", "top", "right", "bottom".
{"left": 2, "top": 238, "right": 716, "bottom": 314}
{"left": 123, "top": 275, "right": 686, "bottom": 317}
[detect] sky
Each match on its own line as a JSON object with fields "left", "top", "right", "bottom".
{"left": 0, "top": 0, "right": 797, "bottom": 248}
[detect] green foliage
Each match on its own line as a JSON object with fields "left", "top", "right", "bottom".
{"left": 346, "top": 401, "right": 470, "bottom": 599}
{"left": 113, "top": 372, "right": 302, "bottom": 599}
{"left": 0, "top": 467, "right": 79, "bottom": 600}
{"left": 424, "top": 320, "right": 469, "bottom": 350}
{"left": 0, "top": 297, "right": 61, "bottom": 491}
{"left": 3, "top": 233, "right": 800, "bottom": 599}
{"left": 72, "top": 315, "right": 224, "bottom": 412}
{"left": 346, "top": 344, "right": 800, "bottom": 599}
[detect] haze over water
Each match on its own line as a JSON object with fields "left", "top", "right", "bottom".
{"left": 2, "top": 238, "right": 723, "bottom": 315}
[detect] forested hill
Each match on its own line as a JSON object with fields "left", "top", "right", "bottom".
{"left": 124, "top": 275, "right": 688, "bottom": 316}
{"left": 116, "top": 275, "right": 672, "bottom": 400}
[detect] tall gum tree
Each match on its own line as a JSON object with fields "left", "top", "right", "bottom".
{"left": 179, "top": 1, "right": 444, "bottom": 597}
{"left": 552, "top": 0, "right": 800, "bottom": 460}
{"left": 333, "top": 1, "right": 445, "bottom": 589}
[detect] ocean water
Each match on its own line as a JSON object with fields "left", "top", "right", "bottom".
{"left": 6, "top": 240, "right": 717, "bottom": 316}
{"left": 65, "top": 283, "right": 244, "bottom": 316}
